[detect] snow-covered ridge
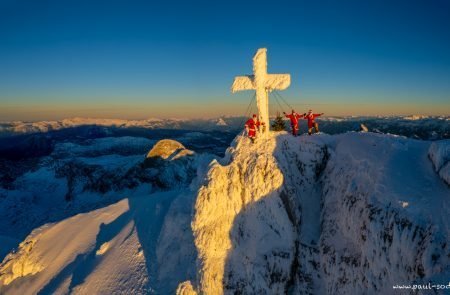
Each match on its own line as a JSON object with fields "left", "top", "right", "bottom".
{"left": 179, "top": 132, "right": 449, "bottom": 294}
{"left": 0, "top": 117, "right": 175, "bottom": 135}
{"left": 428, "top": 140, "right": 450, "bottom": 185}
{"left": 53, "top": 136, "right": 155, "bottom": 158}
{"left": 2, "top": 115, "right": 449, "bottom": 134}
{"left": 187, "top": 135, "right": 294, "bottom": 294}
{"left": 0, "top": 136, "right": 214, "bottom": 243}
{"left": 0, "top": 117, "right": 232, "bottom": 136}
{"left": 0, "top": 135, "right": 215, "bottom": 293}
{"left": 0, "top": 132, "right": 448, "bottom": 294}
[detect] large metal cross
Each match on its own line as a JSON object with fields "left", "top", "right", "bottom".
{"left": 231, "top": 48, "right": 291, "bottom": 132}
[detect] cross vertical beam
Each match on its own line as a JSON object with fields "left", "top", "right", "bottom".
{"left": 231, "top": 48, "right": 291, "bottom": 133}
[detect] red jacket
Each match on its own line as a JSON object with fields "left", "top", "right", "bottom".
{"left": 245, "top": 118, "right": 263, "bottom": 138}
{"left": 285, "top": 113, "right": 302, "bottom": 128}
{"left": 245, "top": 118, "right": 261, "bottom": 131}
{"left": 304, "top": 113, "right": 322, "bottom": 128}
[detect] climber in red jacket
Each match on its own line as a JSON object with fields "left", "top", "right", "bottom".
{"left": 304, "top": 110, "right": 324, "bottom": 135}
{"left": 245, "top": 114, "right": 263, "bottom": 143}
{"left": 283, "top": 110, "right": 303, "bottom": 136}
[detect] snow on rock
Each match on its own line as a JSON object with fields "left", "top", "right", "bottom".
{"left": 438, "top": 164, "right": 450, "bottom": 186}
{"left": 0, "top": 192, "right": 188, "bottom": 294}
{"left": 1, "top": 132, "right": 449, "bottom": 294}
{"left": 403, "top": 115, "right": 430, "bottom": 120}
{"left": 189, "top": 134, "right": 295, "bottom": 294}
{"left": 145, "top": 139, "right": 194, "bottom": 162}
{"left": 0, "top": 137, "right": 218, "bottom": 294}
{"left": 428, "top": 140, "right": 450, "bottom": 185}
{"left": 216, "top": 118, "right": 228, "bottom": 126}
{"left": 143, "top": 139, "right": 213, "bottom": 190}
{"left": 360, "top": 123, "right": 369, "bottom": 132}
{"left": 318, "top": 133, "right": 449, "bottom": 294}
{"left": 177, "top": 281, "right": 197, "bottom": 295}
{"left": 156, "top": 193, "right": 198, "bottom": 292}
{"left": 0, "top": 238, "right": 43, "bottom": 286}
{"left": 0, "top": 199, "right": 133, "bottom": 292}
{"left": 0, "top": 138, "right": 214, "bottom": 256}
{"left": 429, "top": 140, "right": 450, "bottom": 171}
{"left": 180, "top": 132, "right": 449, "bottom": 294}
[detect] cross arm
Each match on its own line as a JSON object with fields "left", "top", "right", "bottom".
{"left": 231, "top": 75, "right": 255, "bottom": 93}
{"left": 265, "top": 74, "right": 291, "bottom": 91}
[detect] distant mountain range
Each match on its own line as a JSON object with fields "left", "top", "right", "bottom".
{"left": 0, "top": 117, "right": 236, "bottom": 136}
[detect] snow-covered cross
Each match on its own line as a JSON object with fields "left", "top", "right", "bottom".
{"left": 231, "top": 48, "right": 291, "bottom": 132}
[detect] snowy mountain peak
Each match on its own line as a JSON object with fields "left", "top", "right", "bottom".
{"left": 0, "top": 132, "right": 448, "bottom": 294}
{"left": 186, "top": 134, "right": 292, "bottom": 294}
{"left": 178, "top": 132, "right": 449, "bottom": 294}
{"left": 403, "top": 115, "right": 429, "bottom": 120}
{"left": 216, "top": 118, "right": 228, "bottom": 126}
{"left": 146, "top": 139, "right": 194, "bottom": 161}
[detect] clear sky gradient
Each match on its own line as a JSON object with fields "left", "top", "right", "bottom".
{"left": 1, "top": 0, "right": 449, "bottom": 120}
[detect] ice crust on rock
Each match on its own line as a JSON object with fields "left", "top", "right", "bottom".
{"left": 428, "top": 140, "right": 450, "bottom": 185}
{"left": 191, "top": 134, "right": 294, "bottom": 294}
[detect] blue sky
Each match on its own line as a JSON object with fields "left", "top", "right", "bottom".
{"left": 1, "top": 0, "right": 449, "bottom": 120}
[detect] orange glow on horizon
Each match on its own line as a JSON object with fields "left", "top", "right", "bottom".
{"left": 1, "top": 100, "right": 449, "bottom": 122}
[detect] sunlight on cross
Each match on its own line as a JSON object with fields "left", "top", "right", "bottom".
{"left": 231, "top": 48, "right": 291, "bottom": 132}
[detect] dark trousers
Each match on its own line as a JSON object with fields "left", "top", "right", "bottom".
{"left": 308, "top": 123, "right": 319, "bottom": 135}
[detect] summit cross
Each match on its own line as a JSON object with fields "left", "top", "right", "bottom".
{"left": 231, "top": 48, "right": 291, "bottom": 132}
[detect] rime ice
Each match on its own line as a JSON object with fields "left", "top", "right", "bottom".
{"left": 231, "top": 48, "right": 291, "bottom": 131}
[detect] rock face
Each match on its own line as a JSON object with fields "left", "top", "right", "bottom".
{"left": 180, "top": 132, "right": 449, "bottom": 294}
{"left": 317, "top": 134, "right": 449, "bottom": 294}
{"left": 360, "top": 123, "right": 369, "bottom": 132}
{"left": 428, "top": 140, "right": 450, "bottom": 185}
{"left": 144, "top": 139, "right": 204, "bottom": 189}
{"left": 145, "top": 139, "right": 194, "bottom": 162}
{"left": 191, "top": 136, "right": 294, "bottom": 294}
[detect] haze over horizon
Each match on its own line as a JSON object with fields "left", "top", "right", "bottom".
{"left": 1, "top": 0, "right": 449, "bottom": 121}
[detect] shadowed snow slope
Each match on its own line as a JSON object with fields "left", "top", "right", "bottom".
{"left": 0, "top": 132, "right": 448, "bottom": 294}
{"left": 429, "top": 140, "right": 450, "bottom": 185}
{"left": 0, "top": 191, "right": 197, "bottom": 294}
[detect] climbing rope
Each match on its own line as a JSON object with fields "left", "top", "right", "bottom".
{"left": 273, "top": 90, "right": 294, "bottom": 111}
{"left": 274, "top": 90, "right": 345, "bottom": 108}
{"left": 238, "top": 93, "right": 256, "bottom": 128}
{"left": 271, "top": 91, "right": 287, "bottom": 115}
{"left": 246, "top": 93, "right": 257, "bottom": 118}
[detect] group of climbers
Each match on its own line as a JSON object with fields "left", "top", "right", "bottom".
{"left": 284, "top": 109, "right": 324, "bottom": 136}
{"left": 244, "top": 110, "right": 324, "bottom": 142}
